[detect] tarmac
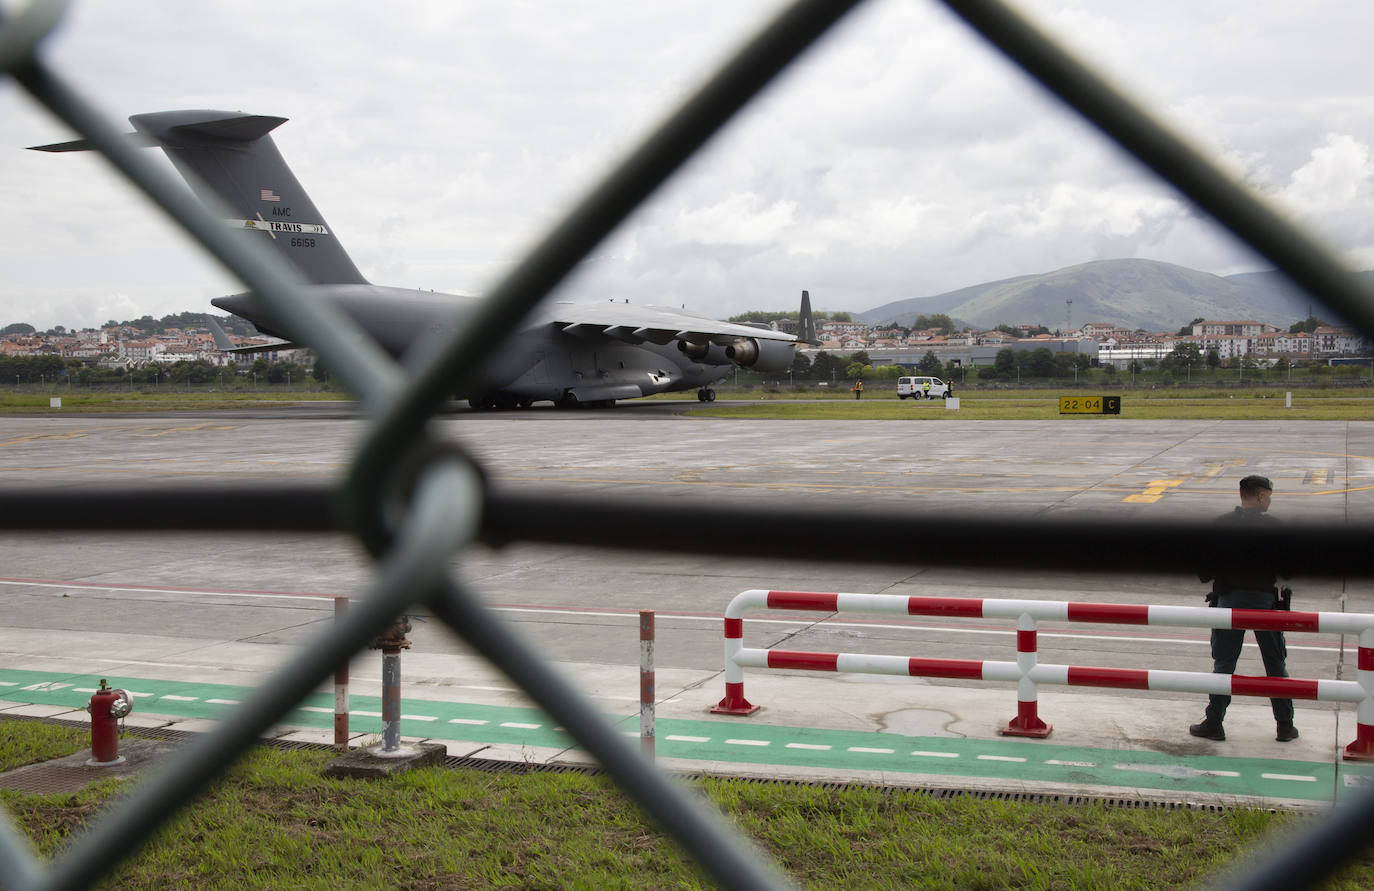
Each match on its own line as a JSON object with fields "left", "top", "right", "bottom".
{"left": 2, "top": 406, "right": 1374, "bottom": 811}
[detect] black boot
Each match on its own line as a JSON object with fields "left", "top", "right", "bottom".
{"left": 1276, "top": 722, "right": 1299, "bottom": 742}
{"left": 1189, "top": 720, "right": 1225, "bottom": 741}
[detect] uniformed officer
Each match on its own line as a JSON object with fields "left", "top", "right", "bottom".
{"left": 1189, "top": 474, "right": 1298, "bottom": 743}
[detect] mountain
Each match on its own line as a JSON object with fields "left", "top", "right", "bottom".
{"left": 855, "top": 258, "right": 1353, "bottom": 332}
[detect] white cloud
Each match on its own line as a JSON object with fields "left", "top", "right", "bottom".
{"left": 674, "top": 193, "right": 797, "bottom": 247}
{"left": 5, "top": 1, "right": 1374, "bottom": 328}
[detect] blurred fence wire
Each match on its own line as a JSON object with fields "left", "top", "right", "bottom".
{"left": 1, "top": 0, "right": 1372, "bottom": 888}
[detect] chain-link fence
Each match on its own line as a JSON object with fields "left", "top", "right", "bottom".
{"left": 3, "top": 1, "right": 1373, "bottom": 888}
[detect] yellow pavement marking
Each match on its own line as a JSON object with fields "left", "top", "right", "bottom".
{"left": 133, "top": 423, "right": 241, "bottom": 437}
{"left": 1123, "top": 478, "right": 1185, "bottom": 503}
{"left": 1197, "top": 460, "right": 1247, "bottom": 480}
{"left": 0, "top": 422, "right": 241, "bottom": 447}
{"left": 0, "top": 428, "right": 106, "bottom": 447}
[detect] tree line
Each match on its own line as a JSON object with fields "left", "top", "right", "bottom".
{"left": 2, "top": 355, "right": 323, "bottom": 386}
{"left": 2, "top": 313, "right": 257, "bottom": 338}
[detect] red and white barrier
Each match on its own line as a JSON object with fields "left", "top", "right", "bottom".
{"left": 711, "top": 589, "right": 1374, "bottom": 760}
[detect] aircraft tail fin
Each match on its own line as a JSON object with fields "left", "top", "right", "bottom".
{"left": 798, "top": 290, "right": 820, "bottom": 345}
{"left": 30, "top": 110, "right": 368, "bottom": 286}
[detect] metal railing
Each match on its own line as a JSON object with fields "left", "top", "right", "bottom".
{"left": 2, "top": 1, "right": 1373, "bottom": 889}
{"left": 712, "top": 589, "right": 1374, "bottom": 757}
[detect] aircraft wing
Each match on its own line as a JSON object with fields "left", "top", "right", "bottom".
{"left": 539, "top": 301, "right": 800, "bottom": 346}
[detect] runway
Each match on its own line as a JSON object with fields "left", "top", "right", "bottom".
{"left": 2, "top": 407, "right": 1373, "bottom": 805}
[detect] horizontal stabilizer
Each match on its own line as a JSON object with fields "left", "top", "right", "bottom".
{"left": 205, "top": 315, "right": 299, "bottom": 354}
{"left": 28, "top": 133, "right": 159, "bottom": 152}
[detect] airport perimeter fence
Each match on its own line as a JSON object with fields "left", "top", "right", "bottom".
{"left": 4, "top": 1, "right": 1374, "bottom": 889}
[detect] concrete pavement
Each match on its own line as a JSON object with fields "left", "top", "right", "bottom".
{"left": 2, "top": 410, "right": 1373, "bottom": 809}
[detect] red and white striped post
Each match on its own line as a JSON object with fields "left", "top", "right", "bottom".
{"left": 334, "top": 596, "right": 349, "bottom": 750}
{"left": 640, "top": 609, "right": 655, "bottom": 759}
{"left": 1003, "top": 613, "right": 1051, "bottom": 738}
{"left": 712, "top": 612, "right": 760, "bottom": 715}
{"left": 1346, "top": 627, "right": 1374, "bottom": 761}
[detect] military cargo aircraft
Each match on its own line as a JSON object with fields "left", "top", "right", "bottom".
{"left": 32, "top": 110, "right": 817, "bottom": 408}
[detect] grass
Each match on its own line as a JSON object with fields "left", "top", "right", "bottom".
{"left": 0, "top": 721, "right": 89, "bottom": 772}
{"left": 694, "top": 391, "right": 1374, "bottom": 421}
{"left": 3, "top": 384, "right": 1373, "bottom": 419}
{"left": 0, "top": 389, "right": 349, "bottom": 414}
{"left": 3, "top": 724, "right": 1371, "bottom": 889}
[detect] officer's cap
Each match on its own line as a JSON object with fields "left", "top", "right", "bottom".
{"left": 1239, "top": 474, "right": 1273, "bottom": 493}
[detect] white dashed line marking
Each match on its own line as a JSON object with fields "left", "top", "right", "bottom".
{"left": 912, "top": 751, "right": 960, "bottom": 759}
{"left": 160, "top": 695, "right": 198, "bottom": 702}
{"left": 1046, "top": 760, "right": 1097, "bottom": 767}
{"left": 448, "top": 718, "right": 488, "bottom": 726}
{"left": 401, "top": 714, "right": 437, "bottom": 722}
{"left": 299, "top": 706, "right": 333, "bottom": 713}
{"left": 977, "top": 755, "right": 1027, "bottom": 763}
{"left": 848, "top": 746, "right": 895, "bottom": 755}
{"left": 725, "top": 739, "right": 770, "bottom": 747}
{"left": 667, "top": 735, "right": 710, "bottom": 743}
{"left": 206, "top": 699, "right": 240, "bottom": 705}
{"left": 1262, "top": 773, "right": 1317, "bottom": 782}
{"left": 0, "top": 682, "right": 18, "bottom": 687}
{"left": 500, "top": 722, "right": 541, "bottom": 730}
{"left": 786, "top": 743, "right": 832, "bottom": 751}
{"left": 353, "top": 710, "right": 382, "bottom": 718}
{"left": 1114, "top": 763, "right": 1240, "bottom": 779}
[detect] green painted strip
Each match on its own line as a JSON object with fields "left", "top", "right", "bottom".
{"left": 4, "top": 668, "right": 1369, "bottom": 802}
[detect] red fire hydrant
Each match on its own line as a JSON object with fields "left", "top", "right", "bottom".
{"left": 86, "top": 679, "right": 133, "bottom": 767}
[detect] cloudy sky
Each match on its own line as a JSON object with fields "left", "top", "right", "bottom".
{"left": 3, "top": 0, "right": 1374, "bottom": 331}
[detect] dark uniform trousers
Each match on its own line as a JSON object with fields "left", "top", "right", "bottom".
{"left": 1204, "top": 588, "right": 1294, "bottom": 725}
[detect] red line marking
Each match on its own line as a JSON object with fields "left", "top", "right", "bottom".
{"left": 0, "top": 575, "right": 338, "bottom": 599}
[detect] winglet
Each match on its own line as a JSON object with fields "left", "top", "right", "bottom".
{"left": 798, "top": 290, "right": 820, "bottom": 345}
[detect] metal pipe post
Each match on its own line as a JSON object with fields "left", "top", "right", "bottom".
{"left": 370, "top": 616, "right": 412, "bottom": 754}
{"left": 640, "top": 609, "right": 655, "bottom": 759}
{"left": 381, "top": 646, "right": 401, "bottom": 753}
{"left": 334, "top": 597, "right": 349, "bottom": 750}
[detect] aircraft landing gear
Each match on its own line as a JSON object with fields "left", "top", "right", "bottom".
{"left": 697, "top": 388, "right": 716, "bottom": 402}
{"left": 469, "top": 393, "right": 524, "bottom": 410}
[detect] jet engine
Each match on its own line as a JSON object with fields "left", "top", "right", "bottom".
{"left": 677, "top": 340, "right": 731, "bottom": 365}
{"left": 724, "top": 336, "right": 795, "bottom": 372}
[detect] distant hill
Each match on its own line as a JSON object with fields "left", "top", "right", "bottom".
{"left": 854, "top": 259, "right": 1355, "bottom": 332}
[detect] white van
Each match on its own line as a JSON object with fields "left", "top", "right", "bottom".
{"left": 897, "top": 376, "right": 952, "bottom": 400}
